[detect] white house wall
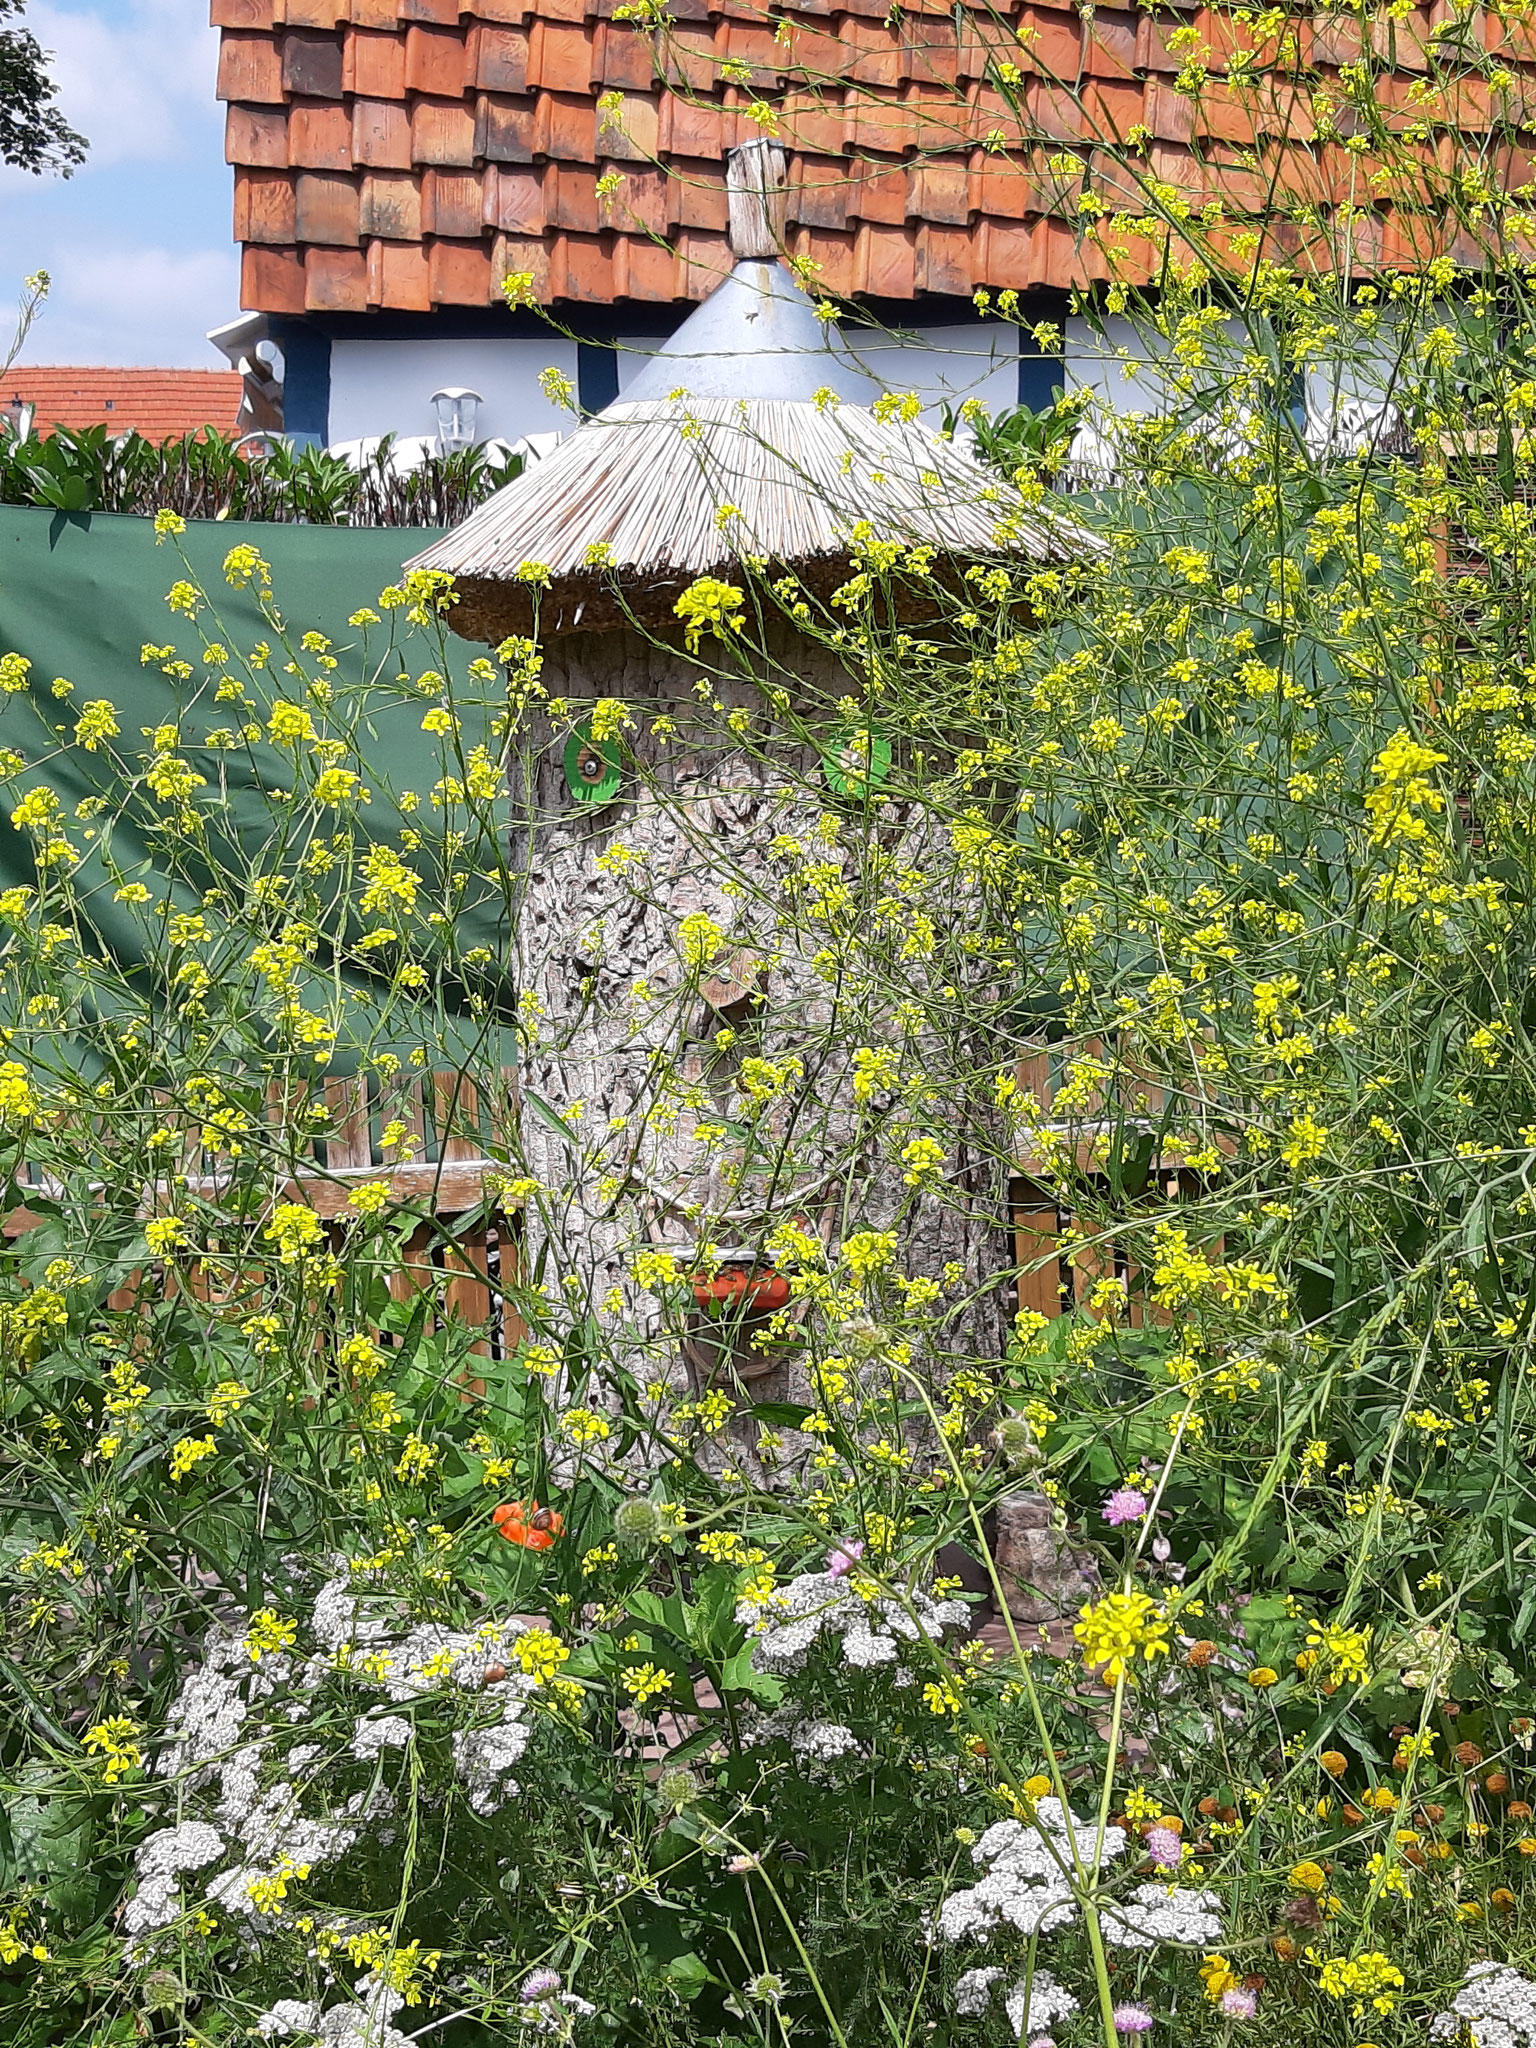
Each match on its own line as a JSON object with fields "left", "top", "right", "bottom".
{"left": 327, "top": 337, "right": 582, "bottom": 449}
{"left": 1302, "top": 323, "right": 1412, "bottom": 421}
{"left": 1064, "top": 314, "right": 1194, "bottom": 415}
{"left": 839, "top": 323, "right": 1021, "bottom": 416}
{"left": 614, "top": 336, "right": 666, "bottom": 396}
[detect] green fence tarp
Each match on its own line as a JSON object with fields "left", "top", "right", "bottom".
{"left": 0, "top": 507, "right": 515, "bottom": 1072}
{"left": 0, "top": 504, "right": 446, "bottom": 691}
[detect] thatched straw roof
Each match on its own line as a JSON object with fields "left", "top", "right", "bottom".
{"left": 406, "top": 140, "right": 1098, "bottom": 644}
{"left": 406, "top": 390, "right": 1095, "bottom": 642}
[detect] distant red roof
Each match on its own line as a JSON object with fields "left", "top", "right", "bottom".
{"left": 5, "top": 369, "right": 244, "bottom": 442}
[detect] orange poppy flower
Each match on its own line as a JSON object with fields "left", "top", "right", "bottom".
{"left": 493, "top": 1500, "right": 564, "bottom": 1550}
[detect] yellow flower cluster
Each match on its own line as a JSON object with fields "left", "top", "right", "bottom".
{"left": 1074, "top": 1590, "right": 1172, "bottom": 1684}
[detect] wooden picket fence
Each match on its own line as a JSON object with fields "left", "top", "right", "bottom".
{"left": 5, "top": 1065, "right": 526, "bottom": 1363}
{"left": 1011, "top": 1039, "right": 1211, "bottom": 1327}
{"left": 6, "top": 1043, "right": 1204, "bottom": 1349}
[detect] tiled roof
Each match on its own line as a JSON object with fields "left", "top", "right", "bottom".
{"left": 6, "top": 368, "right": 245, "bottom": 440}
{"left": 217, "top": 0, "right": 1523, "bottom": 316}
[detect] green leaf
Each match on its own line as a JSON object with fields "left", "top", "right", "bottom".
{"left": 663, "top": 1952, "right": 713, "bottom": 2000}
{"left": 719, "top": 1645, "right": 782, "bottom": 1703}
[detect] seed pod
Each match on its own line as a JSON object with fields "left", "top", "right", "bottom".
{"left": 1420, "top": 1804, "right": 1446, "bottom": 1824}
{"left": 1508, "top": 1800, "right": 1533, "bottom": 1820}
{"left": 1198, "top": 1796, "right": 1219, "bottom": 1817}
{"left": 483, "top": 1664, "right": 508, "bottom": 1686}
{"left": 1320, "top": 1751, "right": 1347, "bottom": 1778}
{"left": 1487, "top": 1771, "right": 1511, "bottom": 1795}
{"left": 1454, "top": 1741, "right": 1485, "bottom": 1768}
{"left": 1271, "top": 1936, "right": 1297, "bottom": 1962}
{"left": 1187, "top": 1640, "right": 1217, "bottom": 1668}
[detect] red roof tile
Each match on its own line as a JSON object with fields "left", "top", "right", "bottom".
{"left": 5, "top": 369, "right": 244, "bottom": 442}
{"left": 216, "top": 0, "right": 1528, "bottom": 312}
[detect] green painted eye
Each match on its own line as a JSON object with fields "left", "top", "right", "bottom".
{"left": 822, "top": 722, "right": 891, "bottom": 799}
{"left": 563, "top": 720, "right": 622, "bottom": 803}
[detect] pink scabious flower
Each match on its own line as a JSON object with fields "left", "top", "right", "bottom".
{"left": 1221, "top": 1989, "right": 1258, "bottom": 2019}
{"left": 1144, "top": 1825, "right": 1181, "bottom": 1869}
{"left": 1103, "top": 1488, "right": 1149, "bottom": 1527}
{"left": 1027, "top": 2039, "right": 1057, "bottom": 2048}
{"left": 1113, "top": 2005, "right": 1154, "bottom": 2034}
{"left": 521, "top": 1971, "right": 563, "bottom": 2002}
{"left": 825, "top": 1539, "right": 865, "bottom": 1577}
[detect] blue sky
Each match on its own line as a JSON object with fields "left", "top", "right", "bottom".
{"left": 0, "top": 0, "right": 237, "bottom": 368}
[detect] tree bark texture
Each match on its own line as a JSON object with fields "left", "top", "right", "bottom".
{"left": 506, "top": 623, "right": 1013, "bottom": 1434}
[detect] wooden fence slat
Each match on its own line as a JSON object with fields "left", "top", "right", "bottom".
{"left": 443, "top": 1227, "right": 493, "bottom": 1360}
{"left": 433, "top": 1070, "right": 482, "bottom": 1164}
{"left": 489, "top": 1066, "right": 519, "bottom": 1153}
{"left": 1013, "top": 1199, "right": 1065, "bottom": 1321}
{"left": 325, "top": 1076, "right": 371, "bottom": 1171}
{"left": 1071, "top": 1229, "right": 1114, "bottom": 1313}
{"left": 377, "top": 1070, "right": 427, "bottom": 1165}
{"left": 1016, "top": 1044, "right": 1051, "bottom": 1106}
{"left": 497, "top": 1220, "right": 527, "bottom": 1355}
{"left": 388, "top": 1223, "right": 437, "bottom": 1307}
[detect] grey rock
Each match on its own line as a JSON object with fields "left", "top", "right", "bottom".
{"left": 993, "top": 1491, "right": 1100, "bottom": 1624}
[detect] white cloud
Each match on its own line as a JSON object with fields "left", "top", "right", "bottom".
{"left": 0, "top": 0, "right": 237, "bottom": 364}
{"left": 25, "top": 0, "right": 221, "bottom": 166}
{"left": 12, "top": 244, "right": 240, "bottom": 367}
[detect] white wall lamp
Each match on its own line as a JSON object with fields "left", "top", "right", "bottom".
{"left": 431, "top": 387, "right": 483, "bottom": 453}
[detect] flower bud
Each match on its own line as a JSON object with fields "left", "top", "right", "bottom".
{"left": 613, "top": 1498, "right": 665, "bottom": 1551}
{"left": 991, "top": 1416, "right": 1038, "bottom": 1466}
{"left": 840, "top": 1315, "right": 890, "bottom": 1359}
{"left": 656, "top": 1765, "right": 700, "bottom": 1812}
{"left": 141, "top": 1972, "right": 184, "bottom": 2014}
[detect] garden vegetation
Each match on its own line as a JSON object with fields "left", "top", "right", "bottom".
{"left": 6, "top": 4, "right": 1536, "bottom": 2045}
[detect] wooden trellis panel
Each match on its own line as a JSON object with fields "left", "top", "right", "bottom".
{"left": 5, "top": 1066, "right": 527, "bottom": 1361}
{"left": 1010, "top": 1040, "right": 1207, "bottom": 1326}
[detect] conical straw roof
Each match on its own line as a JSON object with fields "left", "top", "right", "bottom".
{"left": 407, "top": 141, "right": 1098, "bottom": 643}
{"left": 407, "top": 393, "right": 1092, "bottom": 642}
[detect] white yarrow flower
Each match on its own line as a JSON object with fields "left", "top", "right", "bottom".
{"left": 936, "top": 1801, "right": 1126, "bottom": 1945}
{"left": 255, "top": 2000, "right": 323, "bottom": 2040}
{"left": 740, "top": 1570, "right": 967, "bottom": 1676}
{"left": 1100, "top": 1881, "right": 1225, "bottom": 1950}
{"left": 953, "top": 1963, "right": 1079, "bottom": 2039}
{"left": 1430, "top": 1962, "right": 1536, "bottom": 2048}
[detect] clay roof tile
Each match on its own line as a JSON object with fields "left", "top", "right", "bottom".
{"left": 216, "top": 0, "right": 1536, "bottom": 311}
{"left": 5, "top": 369, "right": 244, "bottom": 442}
